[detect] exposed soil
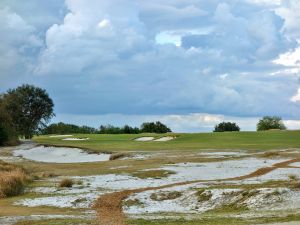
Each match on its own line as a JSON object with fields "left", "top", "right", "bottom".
{"left": 94, "top": 157, "right": 300, "bottom": 225}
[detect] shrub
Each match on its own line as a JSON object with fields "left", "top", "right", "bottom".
{"left": 59, "top": 178, "right": 74, "bottom": 188}
{"left": 214, "top": 122, "right": 240, "bottom": 132}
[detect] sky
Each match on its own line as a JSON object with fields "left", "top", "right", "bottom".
{"left": 0, "top": 0, "right": 300, "bottom": 132}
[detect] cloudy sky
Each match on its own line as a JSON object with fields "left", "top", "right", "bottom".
{"left": 0, "top": 0, "right": 300, "bottom": 132}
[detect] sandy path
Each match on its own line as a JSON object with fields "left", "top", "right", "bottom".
{"left": 94, "top": 157, "right": 300, "bottom": 225}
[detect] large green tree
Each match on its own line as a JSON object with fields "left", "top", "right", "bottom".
{"left": 256, "top": 116, "right": 286, "bottom": 131}
{"left": 2, "top": 84, "right": 54, "bottom": 139}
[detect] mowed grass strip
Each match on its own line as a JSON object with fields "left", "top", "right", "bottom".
{"left": 33, "top": 130, "right": 300, "bottom": 152}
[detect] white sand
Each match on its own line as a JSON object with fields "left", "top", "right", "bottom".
{"left": 124, "top": 186, "right": 298, "bottom": 215}
{"left": 290, "top": 162, "right": 300, "bottom": 167}
{"left": 62, "top": 138, "right": 90, "bottom": 141}
{"left": 15, "top": 157, "right": 294, "bottom": 210}
{"left": 134, "top": 137, "right": 155, "bottom": 141}
{"left": 13, "top": 146, "right": 110, "bottom": 163}
{"left": 154, "top": 136, "right": 175, "bottom": 142}
{"left": 246, "top": 167, "right": 300, "bottom": 182}
{"left": 198, "top": 151, "right": 249, "bottom": 158}
{"left": 49, "top": 135, "right": 73, "bottom": 138}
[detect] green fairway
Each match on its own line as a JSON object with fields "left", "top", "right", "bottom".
{"left": 33, "top": 130, "right": 300, "bottom": 152}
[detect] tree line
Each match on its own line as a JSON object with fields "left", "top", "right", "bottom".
{"left": 41, "top": 121, "right": 172, "bottom": 135}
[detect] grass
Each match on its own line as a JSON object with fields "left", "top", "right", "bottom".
{"left": 132, "top": 170, "right": 176, "bottom": 179}
{"left": 0, "top": 160, "right": 31, "bottom": 198}
{"left": 33, "top": 130, "right": 300, "bottom": 152}
{"left": 13, "top": 218, "right": 93, "bottom": 225}
{"left": 128, "top": 213, "right": 300, "bottom": 225}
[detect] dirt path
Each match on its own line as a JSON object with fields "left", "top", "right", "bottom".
{"left": 94, "top": 157, "right": 300, "bottom": 225}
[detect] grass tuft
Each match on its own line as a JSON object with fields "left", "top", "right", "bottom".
{"left": 59, "top": 178, "right": 74, "bottom": 188}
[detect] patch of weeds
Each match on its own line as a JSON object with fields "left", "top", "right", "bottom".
{"left": 72, "top": 197, "right": 87, "bottom": 205}
{"left": 13, "top": 218, "right": 93, "bottom": 225}
{"left": 76, "top": 180, "right": 83, "bottom": 185}
{"left": 59, "top": 178, "right": 74, "bottom": 188}
{"left": 41, "top": 172, "right": 57, "bottom": 178}
{"left": 123, "top": 198, "right": 144, "bottom": 207}
{"left": 109, "top": 152, "right": 130, "bottom": 160}
{"left": 196, "top": 189, "right": 212, "bottom": 202}
{"left": 260, "top": 151, "right": 281, "bottom": 158}
{"left": 288, "top": 174, "right": 298, "bottom": 180}
{"left": 150, "top": 191, "right": 182, "bottom": 201}
{"left": 0, "top": 160, "right": 31, "bottom": 198}
{"left": 133, "top": 170, "right": 176, "bottom": 179}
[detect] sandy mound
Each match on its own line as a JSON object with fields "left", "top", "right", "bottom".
{"left": 154, "top": 136, "right": 175, "bottom": 142}
{"left": 49, "top": 135, "right": 73, "bottom": 138}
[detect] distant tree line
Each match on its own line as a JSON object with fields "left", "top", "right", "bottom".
{"left": 42, "top": 122, "right": 98, "bottom": 134}
{"left": 0, "top": 84, "right": 54, "bottom": 146}
{"left": 41, "top": 121, "right": 172, "bottom": 135}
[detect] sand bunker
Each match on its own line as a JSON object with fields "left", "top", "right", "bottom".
{"left": 13, "top": 146, "right": 110, "bottom": 163}
{"left": 134, "top": 137, "right": 155, "bottom": 141}
{"left": 49, "top": 135, "right": 73, "bottom": 138}
{"left": 62, "top": 138, "right": 90, "bottom": 141}
{"left": 154, "top": 136, "right": 175, "bottom": 142}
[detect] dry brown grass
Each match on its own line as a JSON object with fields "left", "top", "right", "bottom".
{"left": 0, "top": 160, "right": 30, "bottom": 198}
{"left": 59, "top": 178, "right": 74, "bottom": 188}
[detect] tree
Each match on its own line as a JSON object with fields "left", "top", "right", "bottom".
{"left": 141, "top": 121, "right": 171, "bottom": 133}
{"left": 213, "top": 122, "right": 240, "bottom": 132}
{"left": 2, "top": 84, "right": 54, "bottom": 139}
{"left": 256, "top": 116, "right": 286, "bottom": 131}
{"left": 0, "top": 98, "right": 17, "bottom": 145}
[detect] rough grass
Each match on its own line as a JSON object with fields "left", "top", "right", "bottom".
{"left": 196, "top": 189, "right": 212, "bottom": 202}
{"left": 13, "top": 218, "right": 93, "bottom": 225}
{"left": 132, "top": 170, "right": 176, "bottom": 179}
{"left": 123, "top": 198, "right": 144, "bottom": 207}
{"left": 0, "top": 160, "right": 30, "bottom": 198}
{"left": 59, "top": 178, "right": 74, "bottom": 188}
{"left": 150, "top": 191, "right": 182, "bottom": 201}
{"left": 128, "top": 213, "right": 300, "bottom": 225}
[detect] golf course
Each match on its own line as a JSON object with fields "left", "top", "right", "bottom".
{"left": 1, "top": 130, "right": 300, "bottom": 225}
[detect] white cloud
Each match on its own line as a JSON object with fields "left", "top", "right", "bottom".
{"left": 291, "top": 88, "right": 300, "bottom": 102}
{"left": 0, "top": 0, "right": 300, "bottom": 123}
{"left": 98, "top": 19, "right": 110, "bottom": 28}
